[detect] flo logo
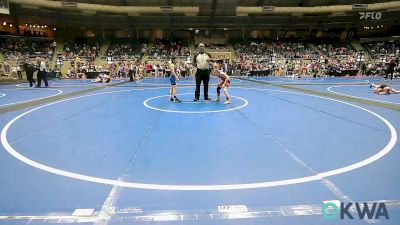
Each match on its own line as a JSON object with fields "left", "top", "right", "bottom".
{"left": 322, "top": 202, "right": 389, "bottom": 220}
{"left": 359, "top": 12, "right": 382, "bottom": 20}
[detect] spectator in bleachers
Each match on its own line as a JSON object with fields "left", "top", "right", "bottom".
{"left": 0, "top": 39, "right": 55, "bottom": 62}
{"left": 62, "top": 41, "right": 100, "bottom": 62}
{"left": 363, "top": 41, "right": 400, "bottom": 60}
{"left": 149, "top": 39, "right": 190, "bottom": 60}
{"left": 105, "top": 39, "right": 145, "bottom": 63}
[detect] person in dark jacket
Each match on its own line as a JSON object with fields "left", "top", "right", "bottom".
{"left": 24, "top": 61, "right": 37, "bottom": 87}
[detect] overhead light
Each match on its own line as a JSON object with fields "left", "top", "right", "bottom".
{"left": 9, "top": 24, "right": 12, "bottom": 27}
{"left": 29, "top": 25, "right": 32, "bottom": 27}
{"left": 381, "top": 25, "right": 383, "bottom": 27}
{"left": 53, "top": 28, "right": 56, "bottom": 31}
{"left": 224, "top": 28, "right": 228, "bottom": 31}
{"left": 33, "top": 25, "right": 36, "bottom": 28}
{"left": 44, "top": 25, "right": 47, "bottom": 28}
{"left": 25, "top": 23, "right": 28, "bottom": 26}
{"left": 2, "top": 22, "right": 6, "bottom": 26}
{"left": 188, "top": 28, "right": 193, "bottom": 30}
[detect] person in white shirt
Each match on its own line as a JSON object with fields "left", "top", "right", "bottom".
{"left": 193, "top": 43, "right": 212, "bottom": 101}
{"left": 36, "top": 58, "right": 49, "bottom": 87}
{"left": 129, "top": 62, "right": 136, "bottom": 82}
{"left": 152, "top": 64, "right": 157, "bottom": 77}
{"left": 16, "top": 63, "right": 23, "bottom": 79}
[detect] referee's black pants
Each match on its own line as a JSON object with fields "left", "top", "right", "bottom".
{"left": 195, "top": 68, "right": 210, "bottom": 100}
{"left": 26, "top": 72, "right": 35, "bottom": 87}
{"left": 129, "top": 69, "right": 134, "bottom": 82}
{"left": 37, "top": 70, "right": 49, "bottom": 87}
{"left": 386, "top": 68, "right": 394, "bottom": 80}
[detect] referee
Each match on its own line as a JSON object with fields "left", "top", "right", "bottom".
{"left": 24, "top": 60, "right": 37, "bottom": 87}
{"left": 193, "top": 43, "right": 212, "bottom": 101}
{"left": 36, "top": 58, "right": 49, "bottom": 88}
{"left": 386, "top": 58, "right": 397, "bottom": 80}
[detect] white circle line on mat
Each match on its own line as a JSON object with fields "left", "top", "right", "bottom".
{"left": 0, "top": 88, "right": 63, "bottom": 107}
{"left": 1, "top": 87, "right": 397, "bottom": 190}
{"left": 143, "top": 93, "right": 248, "bottom": 114}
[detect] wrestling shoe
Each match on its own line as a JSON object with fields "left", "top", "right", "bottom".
{"left": 174, "top": 96, "right": 182, "bottom": 103}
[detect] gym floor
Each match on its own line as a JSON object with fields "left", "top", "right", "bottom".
{"left": 0, "top": 76, "right": 399, "bottom": 225}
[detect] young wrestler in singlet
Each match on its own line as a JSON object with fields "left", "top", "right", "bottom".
{"left": 212, "top": 63, "right": 231, "bottom": 104}
{"left": 169, "top": 56, "right": 181, "bottom": 102}
{"left": 370, "top": 83, "right": 400, "bottom": 95}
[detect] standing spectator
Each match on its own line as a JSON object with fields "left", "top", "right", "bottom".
{"left": 222, "top": 61, "right": 228, "bottom": 73}
{"left": 138, "top": 63, "right": 144, "bottom": 78}
{"left": 16, "top": 62, "right": 23, "bottom": 79}
{"left": 128, "top": 62, "right": 135, "bottom": 82}
{"left": 145, "top": 62, "right": 151, "bottom": 77}
{"left": 118, "top": 63, "right": 126, "bottom": 79}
